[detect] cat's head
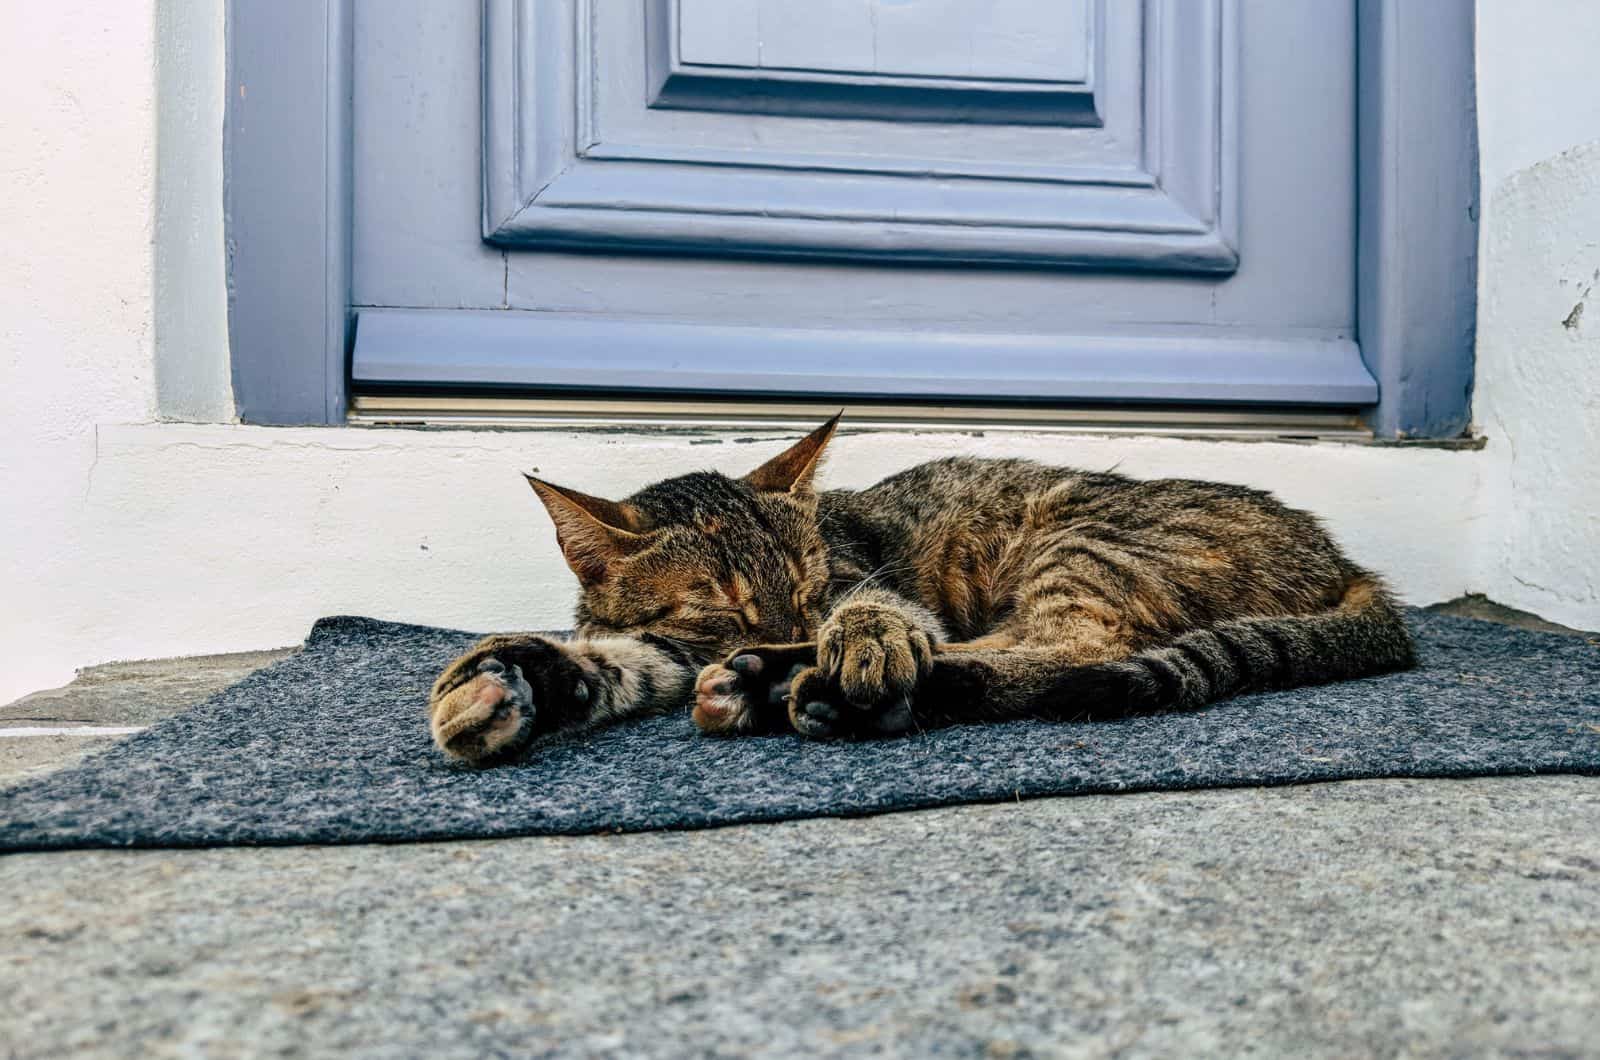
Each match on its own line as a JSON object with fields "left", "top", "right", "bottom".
{"left": 526, "top": 415, "right": 840, "bottom": 657}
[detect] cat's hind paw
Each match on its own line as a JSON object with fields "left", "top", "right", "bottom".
{"left": 692, "top": 643, "right": 815, "bottom": 735}
{"left": 786, "top": 666, "right": 917, "bottom": 740}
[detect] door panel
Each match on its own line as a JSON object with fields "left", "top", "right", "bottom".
{"left": 351, "top": 0, "right": 1368, "bottom": 407}
{"left": 677, "top": 0, "right": 1093, "bottom": 81}
{"left": 660, "top": 0, "right": 1097, "bottom": 124}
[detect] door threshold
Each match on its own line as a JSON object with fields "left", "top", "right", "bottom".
{"left": 347, "top": 394, "right": 1374, "bottom": 441}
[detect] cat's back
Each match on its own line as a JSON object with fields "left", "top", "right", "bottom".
{"left": 849, "top": 453, "right": 1343, "bottom": 582}
{"left": 859, "top": 455, "right": 1302, "bottom": 522}
{"left": 857, "top": 456, "right": 1075, "bottom": 515}
{"left": 843, "top": 455, "right": 1355, "bottom": 638}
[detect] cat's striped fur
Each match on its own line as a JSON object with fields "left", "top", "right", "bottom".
{"left": 428, "top": 417, "right": 1415, "bottom": 761}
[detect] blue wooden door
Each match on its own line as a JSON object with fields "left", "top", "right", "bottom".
{"left": 348, "top": 0, "right": 1376, "bottom": 408}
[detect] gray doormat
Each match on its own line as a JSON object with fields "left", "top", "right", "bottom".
{"left": 2, "top": 612, "right": 1597, "bottom": 853}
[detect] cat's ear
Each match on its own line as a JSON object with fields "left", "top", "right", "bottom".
{"left": 525, "top": 475, "right": 651, "bottom": 585}
{"left": 742, "top": 413, "right": 841, "bottom": 496}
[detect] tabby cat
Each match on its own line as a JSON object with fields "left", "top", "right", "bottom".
{"left": 428, "top": 415, "right": 1415, "bottom": 763}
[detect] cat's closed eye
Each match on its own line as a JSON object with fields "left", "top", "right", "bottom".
{"left": 702, "top": 605, "right": 757, "bottom": 634}
{"left": 616, "top": 604, "right": 678, "bottom": 631}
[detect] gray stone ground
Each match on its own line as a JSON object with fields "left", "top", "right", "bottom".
{"left": 1, "top": 598, "right": 1597, "bottom": 1058}
{"left": 0, "top": 649, "right": 293, "bottom": 785}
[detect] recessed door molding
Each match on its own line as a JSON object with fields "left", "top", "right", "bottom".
{"left": 481, "top": 0, "right": 1239, "bottom": 272}
{"left": 642, "top": 0, "right": 1104, "bottom": 127}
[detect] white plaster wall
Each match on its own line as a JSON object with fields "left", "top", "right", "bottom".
{"left": 1474, "top": 4, "right": 1600, "bottom": 193}
{"left": 0, "top": 2, "right": 160, "bottom": 701}
{"left": 1471, "top": 1, "right": 1600, "bottom": 631}
{"left": 0, "top": 3, "right": 158, "bottom": 428}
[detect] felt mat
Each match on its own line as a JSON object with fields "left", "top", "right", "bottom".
{"left": 2, "top": 611, "right": 1597, "bottom": 853}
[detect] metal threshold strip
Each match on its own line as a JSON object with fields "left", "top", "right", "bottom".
{"left": 348, "top": 394, "right": 1374, "bottom": 441}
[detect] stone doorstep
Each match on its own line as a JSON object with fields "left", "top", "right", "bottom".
{"left": 0, "top": 647, "right": 296, "bottom": 785}
{"left": 0, "top": 648, "right": 300, "bottom": 727}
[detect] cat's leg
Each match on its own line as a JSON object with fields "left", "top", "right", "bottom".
{"left": 772, "top": 587, "right": 944, "bottom": 738}
{"left": 785, "top": 599, "right": 1137, "bottom": 739}
{"left": 786, "top": 589, "right": 1375, "bottom": 733}
{"left": 428, "top": 634, "right": 695, "bottom": 764}
{"left": 937, "top": 631, "right": 1021, "bottom": 652}
{"left": 781, "top": 665, "right": 915, "bottom": 738}
{"left": 881, "top": 584, "right": 1414, "bottom": 726}
{"left": 787, "top": 641, "right": 1113, "bottom": 736}
{"left": 818, "top": 589, "right": 942, "bottom": 698}
{"left": 689, "top": 595, "right": 1129, "bottom": 739}
{"left": 697, "top": 587, "right": 954, "bottom": 739}
{"left": 693, "top": 638, "right": 938, "bottom": 738}
{"left": 782, "top": 520, "right": 1144, "bottom": 737}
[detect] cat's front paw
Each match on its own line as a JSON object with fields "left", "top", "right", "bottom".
{"left": 427, "top": 635, "right": 590, "bottom": 763}
{"left": 692, "top": 643, "right": 816, "bottom": 735}
{"left": 816, "top": 602, "right": 935, "bottom": 710}
{"left": 429, "top": 658, "right": 538, "bottom": 763}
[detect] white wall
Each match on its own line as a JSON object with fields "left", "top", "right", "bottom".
{"left": 1, "top": 2, "right": 1596, "bottom": 705}
{"left": 0, "top": 1, "right": 160, "bottom": 701}
{"left": 1471, "top": 2, "right": 1600, "bottom": 631}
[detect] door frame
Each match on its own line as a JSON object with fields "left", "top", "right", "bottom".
{"left": 225, "top": 0, "right": 1477, "bottom": 438}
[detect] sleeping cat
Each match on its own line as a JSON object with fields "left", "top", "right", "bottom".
{"left": 428, "top": 415, "right": 1415, "bottom": 763}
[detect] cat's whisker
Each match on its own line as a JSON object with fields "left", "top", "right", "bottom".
{"left": 833, "top": 560, "right": 917, "bottom": 607}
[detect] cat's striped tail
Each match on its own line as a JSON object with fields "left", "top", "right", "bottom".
{"left": 1032, "top": 574, "right": 1417, "bottom": 719}
{"left": 909, "top": 574, "right": 1416, "bottom": 724}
